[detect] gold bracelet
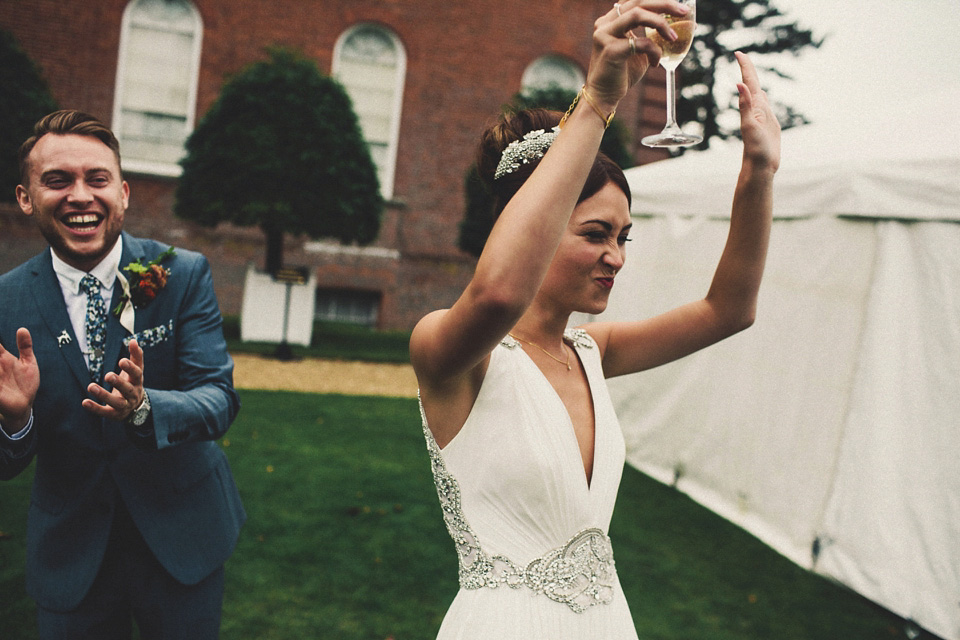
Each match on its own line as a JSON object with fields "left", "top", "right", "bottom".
{"left": 559, "top": 86, "right": 616, "bottom": 129}
{"left": 580, "top": 86, "right": 616, "bottom": 128}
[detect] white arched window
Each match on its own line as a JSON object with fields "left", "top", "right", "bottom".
{"left": 112, "top": 0, "right": 202, "bottom": 177}
{"left": 332, "top": 24, "right": 406, "bottom": 200}
{"left": 521, "top": 55, "right": 584, "bottom": 94}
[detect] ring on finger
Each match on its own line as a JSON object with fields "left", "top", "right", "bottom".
{"left": 629, "top": 34, "right": 637, "bottom": 55}
{"left": 614, "top": 2, "right": 621, "bottom": 17}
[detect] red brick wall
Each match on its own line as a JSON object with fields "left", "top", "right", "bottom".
{"left": 1, "top": 0, "right": 667, "bottom": 329}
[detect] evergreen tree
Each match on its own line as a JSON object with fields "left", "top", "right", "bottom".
{"left": 176, "top": 48, "right": 382, "bottom": 273}
{"left": 679, "top": 0, "right": 824, "bottom": 149}
{"left": 457, "top": 86, "right": 633, "bottom": 258}
{"left": 0, "top": 29, "right": 59, "bottom": 202}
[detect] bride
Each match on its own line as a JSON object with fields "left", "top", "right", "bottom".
{"left": 410, "top": 0, "right": 781, "bottom": 636}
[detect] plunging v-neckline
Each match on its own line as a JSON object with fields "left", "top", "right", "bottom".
{"left": 516, "top": 338, "right": 598, "bottom": 490}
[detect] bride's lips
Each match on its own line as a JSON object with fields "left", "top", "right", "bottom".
{"left": 596, "top": 277, "right": 614, "bottom": 289}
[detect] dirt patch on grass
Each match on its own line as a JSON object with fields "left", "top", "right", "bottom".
{"left": 232, "top": 353, "right": 418, "bottom": 398}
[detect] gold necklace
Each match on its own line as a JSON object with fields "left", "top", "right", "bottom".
{"left": 508, "top": 333, "right": 572, "bottom": 371}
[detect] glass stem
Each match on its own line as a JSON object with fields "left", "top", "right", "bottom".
{"left": 664, "top": 67, "right": 680, "bottom": 132}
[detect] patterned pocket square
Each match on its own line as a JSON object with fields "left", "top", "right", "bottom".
{"left": 123, "top": 320, "right": 174, "bottom": 348}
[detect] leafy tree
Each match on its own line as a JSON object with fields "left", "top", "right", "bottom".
{"left": 0, "top": 29, "right": 59, "bottom": 202}
{"left": 458, "top": 86, "right": 633, "bottom": 258}
{"left": 679, "top": 0, "right": 824, "bottom": 149}
{"left": 176, "top": 47, "right": 382, "bottom": 273}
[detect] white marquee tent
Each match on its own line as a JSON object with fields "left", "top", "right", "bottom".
{"left": 586, "top": 93, "right": 960, "bottom": 639}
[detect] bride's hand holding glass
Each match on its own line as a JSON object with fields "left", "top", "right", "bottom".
{"left": 584, "top": 0, "right": 691, "bottom": 113}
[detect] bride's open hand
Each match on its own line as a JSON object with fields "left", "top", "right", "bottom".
{"left": 586, "top": 0, "right": 692, "bottom": 110}
{"left": 735, "top": 51, "right": 781, "bottom": 174}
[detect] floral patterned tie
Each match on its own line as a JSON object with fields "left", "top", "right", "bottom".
{"left": 80, "top": 274, "right": 107, "bottom": 381}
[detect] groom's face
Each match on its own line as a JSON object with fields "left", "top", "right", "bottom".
{"left": 16, "top": 133, "right": 129, "bottom": 272}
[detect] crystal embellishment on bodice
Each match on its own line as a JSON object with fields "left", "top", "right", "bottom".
{"left": 564, "top": 327, "right": 593, "bottom": 350}
{"left": 500, "top": 328, "right": 594, "bottom": 351}
{"left": 419, "top": 395, "right": 616, "bottom": 613}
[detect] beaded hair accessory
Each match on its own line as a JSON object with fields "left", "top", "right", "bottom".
{"left": 494, "top": 126, "right": 561, "bottom": 180}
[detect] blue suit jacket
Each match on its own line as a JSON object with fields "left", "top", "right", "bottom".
{"left": 0, "top": 232, "right": 245, "bottom": 612}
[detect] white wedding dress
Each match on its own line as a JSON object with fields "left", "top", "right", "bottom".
{"left": 420, "top": 329, "right": 639, "bottom": 639}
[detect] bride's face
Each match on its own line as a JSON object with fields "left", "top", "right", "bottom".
{"left": 539, "top": 182, "right": 632, "bottom": 315}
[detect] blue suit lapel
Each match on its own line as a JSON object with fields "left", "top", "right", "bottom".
{"left": 28, "top": 251, "right": 91, "bottom": 388}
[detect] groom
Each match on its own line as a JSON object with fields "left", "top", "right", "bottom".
{"left": 0, "top": 110, "right": 245, "bottom": 638}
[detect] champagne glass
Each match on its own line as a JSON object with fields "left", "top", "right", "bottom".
{"left": 641, "top": 0, "right": 701, "bottom": 148}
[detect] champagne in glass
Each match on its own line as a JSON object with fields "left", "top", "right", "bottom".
{"left": 641, "top": 0, "right": 702, "bottom": 148}
{"left": 647, "top": 19, "right": 695, "bottom": 70}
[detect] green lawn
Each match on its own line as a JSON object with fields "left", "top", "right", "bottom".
{"left": 0, "top": 391, "right": 929, "bottom": 639}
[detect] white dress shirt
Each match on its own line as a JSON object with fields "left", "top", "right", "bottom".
{"left": 51, "top": 237, "right": 124, "bottom": 370}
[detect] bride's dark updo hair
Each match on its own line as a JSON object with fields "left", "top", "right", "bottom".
{"left": 475, "top": 108, "right": 631, "bottom": 222}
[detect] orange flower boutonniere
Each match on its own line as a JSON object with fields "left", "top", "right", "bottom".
{"left": 113, "top": 247, "right": 176, "bottom": 321}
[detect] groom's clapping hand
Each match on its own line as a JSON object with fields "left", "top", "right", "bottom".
{"left": 82, "top": 338, "right": 146, "bottom": 422}
{"left": 0, "top": 327, "right": 39, "bottom": 434}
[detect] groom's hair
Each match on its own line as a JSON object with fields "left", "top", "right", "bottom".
{"left": 18, "top": 110, "right": 122, "bottom": 185}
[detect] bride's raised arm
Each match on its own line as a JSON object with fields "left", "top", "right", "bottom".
{"left": 410, "top": 1, "right": 690, "bottom": 405}
{"left": 591, "top": 52, "right": 781, "bottom": 379}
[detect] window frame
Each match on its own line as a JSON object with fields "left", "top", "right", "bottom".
{"left": 331, "top": 23, "right": 406, "bottom": 201}
{"left": 520, "top": 54, "right": 585, "bottom": 94}
{"left": 314, "top": 288, "right": 382, "bottom": 327}
{"left": 111, "top": 0, "right": 203, "bottom": 177}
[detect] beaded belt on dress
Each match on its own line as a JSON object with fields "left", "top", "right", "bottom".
{"left": 460, "top": 527, "right": 616, "bottom": 613}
